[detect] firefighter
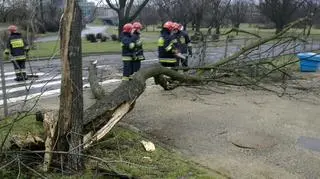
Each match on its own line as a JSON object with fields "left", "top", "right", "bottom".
{"left": 121, "top": 23, "right": 136, "bottom": 81}
{"left": 132, "top": 22, "right": 144, "bottom": 73}
{"left": 3, "top": 25, "right": 29, "bottom": 81}
{"left": 158, "top": 21, "right": 179, "bottom": 68}
{"left": 172, "top": 23, "right": 192, "bottom": 72}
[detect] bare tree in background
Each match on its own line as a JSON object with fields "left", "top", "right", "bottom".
{"left": 0, "top": 0, "right": 62, "bottom": 33}
{"left": 258, "top": 0, "right": 307, "bottom": 33}
{"left": 228, "top": 0, "right": 250, "bottom": 29}
{"left": 206, "top": 0, "right": 232, "bottom": 35}
{"left": 138, "top": 4, "right": 160, "bottom": 31}
{"left": 153, "top": 0, "right": 192, "bottom": 27}
{"left": 105, "top": 0, "right": 150, "bottom": 37}
{"left": 190, "top": 0, "right": 211, "bottom": 32}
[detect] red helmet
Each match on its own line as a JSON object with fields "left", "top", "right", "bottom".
{"left": 123, "top": 23, "right": 133, "bottom": 33}
{"left": 8, "top": 25, "right": 17, "bottom": 33}
{"left": 172, "top": 22, "right": 180, "bottom": 31}
{"left": 163, "top": 21, "right": 174, "bottom": 31}
{"left": 132, "top": 22, "right": 143, "bottom": 30}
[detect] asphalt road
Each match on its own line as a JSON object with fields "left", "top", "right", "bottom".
{"left": 0, "top": 39, "right": 319, "bottom": 106}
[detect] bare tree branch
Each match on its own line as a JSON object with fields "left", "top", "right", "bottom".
{"left": 105, "top": 0, "right": 120, "bottom": 12}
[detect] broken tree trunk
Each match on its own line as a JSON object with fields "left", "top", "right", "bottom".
{"left": 88, "top": 60, "right": 105, "bottom": 99}
{"left": 82, "top": 65, "right": 203, "bottom": 148}
{"left": 27, "top": 16, "right": 313, "bottom": 171}
{"left": 42, "top": 110, "right": 59, "bottom": 172}
{"left": 39, "top": 64, "right": 203, "bottom": 169}
{"left": 57, "top": 0, "right": 84, "bottom": 172}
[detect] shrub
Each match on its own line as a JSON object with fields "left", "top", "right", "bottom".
{"left": 101, "top": 35, "right": 107, "bottom": 42}
{"left": 90, "top": 36, "right": 97, "bottom": 43}
{"left": 96, "top": 33, "right": 102, "bottom": 39}
{"left": 85, "top": 34, "right": 91, "bottom": 41}
{"left": 111, "top": 34, "right": 118, "bottom": 41}
{"left": 86, "top": 33, "right": 96, "bottom": 42}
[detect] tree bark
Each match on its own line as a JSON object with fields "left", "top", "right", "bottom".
{"left": 88, "top": 61, "right": 105, "bottom": 100}
{"left": 82, "top": 65, "right": 203, "bottom": 143}
{"left": 58, "top": 0, "right": 84, "bottom": 172}
{"left": 42, "top": 110, "right": 59, "bottom": 172}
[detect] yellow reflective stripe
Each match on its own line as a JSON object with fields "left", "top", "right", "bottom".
{"left": 158, "top": 37, "right": 164, "bottom": 46}
{"left": 136, "top": 40, "right": 142, "bottom": 46}
{"left": 187, "top": 43, "right": 192, "bottom": 47}
{"left": 10, "top": 39, "right": 24, "bottom": 48}
{"left": 129, "top": 43, "right": 135, "bottom": 49}
{"left": 137, "top": 55, "right": 145, "bottom": 60}
{"left": 165, "top": 43, "right": 173, "bottom": 51}
{"left": 122, "top": 77, "right": 130, "bottom": 81}
{"left": 159, "top": 59, "right": 177, "bottom": 63}
{"left": 13, "top": 56, "right": 27, "bottom": 60}
{"left": 122, "top": 56, "right": 133, "bottom": 61}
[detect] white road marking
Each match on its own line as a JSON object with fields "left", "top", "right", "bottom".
{"left": 0, "top": 80, "right": 62, "bottom": 95}
{"left": 143, "top": 58, "right": 158, "bottom": 62}
{"left": 4, "top": 75, "right": 62, "bottom": 87}
{"left": 0, "top": 78, "right": 121, "bottom": 105}
{"left": 1, "top": 76, "right": 88, "bottom": 89}
{"left": 0, "top": 73, "right": 45, "bottom": 82}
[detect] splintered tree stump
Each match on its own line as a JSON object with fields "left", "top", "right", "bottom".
{"left": 88, "top": 60, "right": 105, "bottom": 99}
{"left": 82, "top": 64, "right": 203, "bottom": 148}
{"left": 10, "top": 134, "right": 44, "bottom": 150}
{"left": 42, "top": 110, "right": 59, "bottom": 172}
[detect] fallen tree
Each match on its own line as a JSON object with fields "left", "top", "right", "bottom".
{"left": 7, "top": 15, "right": 316, "bottom": 173}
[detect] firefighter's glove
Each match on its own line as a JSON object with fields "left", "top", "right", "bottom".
{"left": 3, "top": 49, "right": 9, "bottom": 61}
{"left": 136, "top": 40, "right": 142, "bottom": 47}
{"left": 172, "top": 49, "right": 179, "bottom": 54}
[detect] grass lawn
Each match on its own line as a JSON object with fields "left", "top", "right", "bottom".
{"left": 30, "top": 38, "right": 158, "bottom": 58}
{"left": 0, "top": 114, "right": 223, "bottom": 178}
{"left": 28, "top": 23, "right": 320, "bottom": 59}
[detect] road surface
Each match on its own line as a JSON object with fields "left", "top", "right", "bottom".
{"left": 0, "top": 40, "right": 319, "bottom": 109}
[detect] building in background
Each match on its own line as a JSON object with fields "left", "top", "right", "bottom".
{"left": 95, "top": 6, "right": 118, "bottom": 25}
{"left": 78, "top": 0, "right": 96, "bottom": 23}
{"left": 48, "top": 0, "right": 95, "bottom": 23}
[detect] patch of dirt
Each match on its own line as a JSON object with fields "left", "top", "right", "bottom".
{"left": 124, "top": 79, "right": 320, "bottom": 179}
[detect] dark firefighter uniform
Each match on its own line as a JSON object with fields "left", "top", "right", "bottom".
{"left": 174, "top": 30, "right": 192, "bottom": 70}
{"left": 4, "top": 32, "right": 29, "bottom": 81}
{"left": 158, "top": 28, "right": 178, "bottom": 68}
{"left": 121, "top": 31, "right": 140, "bottom": 81}
{"left": 132, "top": 32, "right": 145, "bottom": 62}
